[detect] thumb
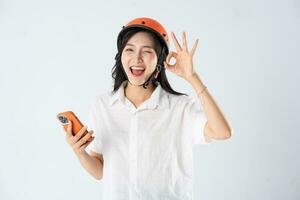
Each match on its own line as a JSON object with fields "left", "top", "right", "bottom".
{"left": 164, "top": 61, "right": 172, "bottom": 72}
{"left": 67, "top": 120, "right": 72, "bottom": 134}
{"left": 164, "top": 61, "right": 169, "bottom": 70}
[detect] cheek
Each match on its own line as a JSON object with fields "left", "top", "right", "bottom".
{"left": 121, "top": 54, "right": 128, "bottom": 67}
{"left": 146, "top": 55, "right": 158, "bottom": 68}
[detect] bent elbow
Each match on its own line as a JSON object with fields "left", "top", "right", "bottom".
{"left": 94, "top": 175, "right": 103, "bottom": 181}
{"left": 223, "top": 128, "right": 233, "bottom": 139}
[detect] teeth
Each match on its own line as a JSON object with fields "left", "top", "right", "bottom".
{"left": 131, "top": 66, "right": 145, "bottom": 70}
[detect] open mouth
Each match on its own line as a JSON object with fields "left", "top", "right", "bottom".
{"left": 130, "top": 66, "right": 145, "bottom": 77}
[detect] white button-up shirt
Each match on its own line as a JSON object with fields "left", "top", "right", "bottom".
{"left": 86, "top": 80, "right": 213, "bottom": 200}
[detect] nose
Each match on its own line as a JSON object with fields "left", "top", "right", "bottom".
{"left": 132, "top": 51, "right": 143, "bottom": 64}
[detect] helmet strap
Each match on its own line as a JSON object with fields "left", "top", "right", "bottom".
{"left": 121, "top": 46, "right": 165, "bottom": 90}
{"left": 140, "top": 46, "right": 165, "bottom": 89}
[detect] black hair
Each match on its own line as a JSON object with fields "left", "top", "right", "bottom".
{"left": 111, "top": 28, "right": 187, "bottom": 97}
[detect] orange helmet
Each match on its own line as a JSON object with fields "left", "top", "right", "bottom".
{"left": 117, "top": 17, "right": 170, "bottom": 54}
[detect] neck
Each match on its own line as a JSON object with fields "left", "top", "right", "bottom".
{"left": 124, "top": 81, "right": 156, "bottom": 103}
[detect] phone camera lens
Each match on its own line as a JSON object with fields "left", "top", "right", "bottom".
{"left": 58, "top": 116, "right": 68, "bottom": 124}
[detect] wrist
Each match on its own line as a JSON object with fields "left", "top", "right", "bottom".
{"left": 75, "top": 150, "right": 88, "bottom": 158}
{"left": 186, "top": 73, "right": 198, "bottom": 83}
{"left": 197, "top": 86, "right": 207, "bottom": 97}
{"left": 186, "top": 73, "right": 207, "bottom": 95}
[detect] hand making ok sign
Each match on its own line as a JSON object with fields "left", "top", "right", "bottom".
{"left": 164, "top": 31, "right": 199, "bottom": 81}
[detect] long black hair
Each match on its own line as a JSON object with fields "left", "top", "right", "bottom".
{"left": 111, "top": 28, "right": 187, "bottom": 96}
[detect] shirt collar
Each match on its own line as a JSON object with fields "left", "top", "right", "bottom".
{"left": 109, "top": 81, "right": 170, "bottom": 110}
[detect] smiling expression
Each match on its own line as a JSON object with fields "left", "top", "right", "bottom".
{"left": 121, "top": 31, "right": 158, "bottom": 86}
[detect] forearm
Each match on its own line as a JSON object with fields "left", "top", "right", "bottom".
{"left": 75, "top": 151, "right": 103, "bottom": 180}
{"left": 187, "top": 73, "right": 232, "bottom": 138}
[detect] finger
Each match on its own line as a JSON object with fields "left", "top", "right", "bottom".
{"left": 165, "top": 51, "right": 177, "bottom": 66}
{"left": 182, "top": 31, "right": 188, "bottom": 51}
{"left": 79, "top": 137, "right": 94, "bottom": 151}
{"left": 73, "top": 126, "right": 89, "bottom": 142}
{"left": 191, "top": 38, "right": 199, "bottom": 56}
{"left": 86, "top": 130, "right": 94, "bottom": 141}
{"left": 76, "top": 132, "right": 93, "bottom": 148}
{"left": 164, "top": 61, "right": 170, "bottom": 71}
{"left": 171, "top": 32, "right": 182, "bottom": 51}
{"left": 66, "top": 121, "right": 73, "bottom": 138}
{"left": 164, "top": 61, "right": 173, "bottom": 72}
{"left": 77, "top": 127, "right": 92, "bottom": 141}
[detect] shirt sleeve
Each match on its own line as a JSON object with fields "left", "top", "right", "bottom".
{"left": 183, "top": 96, "right": 213, "bottom": 145}
{"left": 85, "top": 97, "right": 104, "bottom": 154}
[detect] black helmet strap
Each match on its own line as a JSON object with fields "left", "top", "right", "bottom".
{"left": 119, "top": 40, "right": 166, "bottom": 90}
{"left": 139, "top": 45, "right": 165, "bottom": 89}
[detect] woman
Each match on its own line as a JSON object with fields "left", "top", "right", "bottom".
{"left": 65, "top": 17, "right": 232, "bottom": 199}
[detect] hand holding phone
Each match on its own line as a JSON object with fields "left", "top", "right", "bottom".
{"left": 57, "top": 111, "right": 94, "bottom": 155}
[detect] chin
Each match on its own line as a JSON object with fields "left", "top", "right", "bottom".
{"left": 128, "top": 78, "right": 145, "bottom": 86}
{"left": 127, "top": 74, "right": 150, "bottom": 86}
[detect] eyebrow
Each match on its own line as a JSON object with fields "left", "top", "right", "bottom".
{"left": 126, "top": 43, "right": 154, "bottom": 49}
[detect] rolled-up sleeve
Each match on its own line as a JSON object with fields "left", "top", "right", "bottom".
{"left": 86, "top": 97, "right": 104, "bottom": 154}
{"left": 183, "top": 97, "right": 213, "bottom": 145}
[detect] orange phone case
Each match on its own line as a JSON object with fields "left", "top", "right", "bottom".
{"left": 57, "top": 111, "right": 88, "bottom": 136}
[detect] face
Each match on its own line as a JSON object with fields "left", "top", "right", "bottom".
{"left": 121, "top": 31, "right": 158, "bottom": 86}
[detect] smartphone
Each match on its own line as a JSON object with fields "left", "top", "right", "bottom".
{"left": 57, "top": 111, "right": 88, "bottom": 136}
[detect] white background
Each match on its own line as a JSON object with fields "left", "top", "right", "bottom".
{"left": 0, "top": 0, "right": 299, "bottom": 199}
